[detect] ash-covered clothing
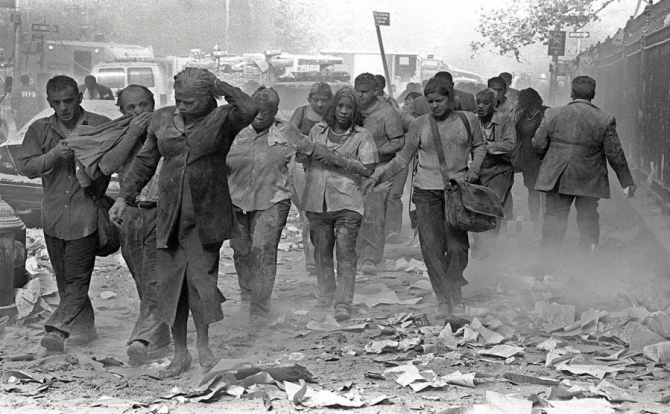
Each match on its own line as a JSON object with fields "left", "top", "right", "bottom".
{"left": 362, "top": 97, "right": 404, "bottom": 163}
{"left": 121, "top": 206, "right": 170, "bottom": 346}
{"left": 413, "top": 189, "right": 469, "bottom": 303}
{"left": 158, "top": 178, "right": 226, "bottom": 326}
{"left": 479, "top": 110, "right": 517, "bottom": 168}
{"left": 356, "top": 182, "right": 391, "bottom": 264}
{"left": 43, "top": 232, "right": 98, "bottom": 337}
{"left": 290, "top": 105, "right": 320, "bottom": 136}
{"left": 307, "top": 209, "right": 361, "bottom": 309}
{"left": 17, "top": 109, "right": 112, "bottom": 240}
{"left": 300, "top": 123, "right": 378, "bottom": 216}
{"left": 371, "top": 111, "right": 486, "bottom": 189}
{"left": 532, "top": 99, "right": 634, "bottom": 199}
{"left": 119, "top": 81, "right": 257, "bottom": 327}
{"left": 231, "top": 200, "right": 290, "bottom": 316}
{"left": 381, "top": 93, "right": 400, "bottom": 110}
{"left": 119, "top": 83, "right": 258, "bottom": 248}
{"left": 496, "top": 97, "right": 515, "bottom": 120}
{"left": 227, "top": 118, "right": 304, "bottom": 212}
{"left": 542, "top": 191, "right": 600, "bottom": 249}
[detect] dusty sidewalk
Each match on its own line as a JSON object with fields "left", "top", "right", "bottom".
{"left": 2, "top": 180, "right": 670, "bottom": 413}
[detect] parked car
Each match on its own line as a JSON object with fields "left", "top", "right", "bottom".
{"left": 0, "top": 100, "right": 122, "bottom": 228}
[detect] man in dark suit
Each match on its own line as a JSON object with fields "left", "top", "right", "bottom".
{"left": 532, "top": 76, "right": 635, "bottom": 251}
{"left": 79, "top": 75, "right": 114, "bottom": 100}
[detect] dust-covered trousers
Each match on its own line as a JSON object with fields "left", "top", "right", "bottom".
{"left": 230, "top": 200, "right": 290, "bottom": 316}
{"left": 120, "top": 205, "right": 170, "bottom": 346}
{"left": 44, "top": 232, "right": 97, "bottom": 337}
{"left": 356, "top": 180, "right": 392, "bottom": 264}
{"left": 307, "top": 209, "right": 362, "bottom": 310}
{"left": 541, "top": 186, "right": 600, "bottom": 249}
{"left": 413, "top": 189, "right": 469, "bottom": 305}
{"left": 385, "top": 166, "right": 410, "bottom": 235}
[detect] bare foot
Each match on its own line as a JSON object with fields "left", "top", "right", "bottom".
{"left": 198, "top": 345, "right": 217, "bottom": 368}
{"left": 158, "top": 351, "right": 192, "bottom": 378}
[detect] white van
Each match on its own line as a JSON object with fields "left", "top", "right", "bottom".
{"left": 90, "top": 61, "right": 173, "bottom": 108}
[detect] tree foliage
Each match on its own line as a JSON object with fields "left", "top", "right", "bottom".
{"left": 472, "top": 0, "right": 618, "bottom": 60}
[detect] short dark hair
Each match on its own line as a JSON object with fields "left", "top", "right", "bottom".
{"left": 46, "top": 75, "right": 78, "bottom": 97}
{"left": 424, "top": 78, "right": 453, "bottom": 100}
{"left": 405, "top": 91, "right": 422, "bottom": 101}
{"left": 116, "top": 84, "right": 155, "bottom": 113}
{"left": 499, "top": 72, "right": 513, "bottom": 84}
{"left": 374, "top": 74, "right": 386, "bottom": 89}
{"left": 572, "top": 76, "right": 596, "bottom": 100}
{"left": 434, "top": 71, "right": 454, "bottom": 83}
{"left": 20, "top": 74, "right": 30, "bottom": 85}
{"left": 487, "top": 76, "right": 507, "bottom": 91}
{"left": 354, "top": 72, "right": 378, "bottom": 89}
{"left": 323, "top": 87, "right": 366, "bottom": 128}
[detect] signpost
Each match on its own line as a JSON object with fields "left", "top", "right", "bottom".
{"left": 548, "top": 29, "right": 566, "bottom": 103}
{"left": 373, "top": 11, "right": 393, "bottom": 98}
{"left": 569, "top": 31, "right": 590, "bottom": 39}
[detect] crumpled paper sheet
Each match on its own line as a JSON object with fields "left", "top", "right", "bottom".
{"left": 353, "top": 283, "right": 421, "bottom": 307}
{"left": 284, "top": 380, "right": 390, "bottom": 408}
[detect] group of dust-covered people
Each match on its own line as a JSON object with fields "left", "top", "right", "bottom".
{"left": 18, "top": 65, "right": 634, "bottom": 378}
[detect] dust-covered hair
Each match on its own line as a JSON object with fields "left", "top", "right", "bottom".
{"left": 476, "top": 88, "right": 497, "bottom": 103}
{"left": 323, "top": 87, "right": 366, "bottom": 128}
{"left": 252, "top": 86, "right": 280, "bottom": 108}
{"left": 423, "top": 78, "right": 453, "bottom": 100}
{"left": 354, "top": 72, "right": 378, "bottom": 88}
{"left": 173, "top": 67, "right": 222, "bottom": 100}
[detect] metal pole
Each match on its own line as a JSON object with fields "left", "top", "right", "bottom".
{"left": 13, "top": 0, "right": 21, "bottom": 82}
{"left": 375, "top": 24, "right": 393, "bottom": 99}
{"left": 225, "top": 0, "right": 230, "bottom": 53}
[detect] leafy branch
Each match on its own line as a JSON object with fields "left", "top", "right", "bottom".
{"left": 472, "top": 0, "right": 618, "bottom": 61}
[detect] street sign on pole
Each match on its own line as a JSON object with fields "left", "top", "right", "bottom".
{"left": 31, "top": 24, "right": 52, "bottom": 32}
{"left": 372, "top": 11, "right": 393, "bottom": 99}
{"left": 373, "top": 11, "right": 390, "bottom": 26}
{"left": 31, "top": 33, "right": 45, "bottom": 41}
{"left": 9, "top": 12, "right": 20, "bottom": 23}
{"left": 569, "top": 32, "right": 590, "bottom": 39}
{"left": 548, "top": 30, "right": 567, "bottom": 56}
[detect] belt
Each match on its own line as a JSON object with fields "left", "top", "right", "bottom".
{"left": 127, "top": 201, "right": 157, "bottom": 210}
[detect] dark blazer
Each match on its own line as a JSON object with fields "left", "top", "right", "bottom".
{"left": 119, "top": 84, "right": 258, "bottom": 248}
{"left": 454, "top": 89, "right": 477, "bottom": 113}
{"left": 532, "top": 99, "right": 634, "bottom": 199}
{"left": 78, "top": 84, "right": 115, "bottom": 100}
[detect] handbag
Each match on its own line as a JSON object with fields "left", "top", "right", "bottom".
{"left": 85, "top": 179, "right": 121, "bottom": 257}
{"left": 428, "top": 112, "right": 504, "bottom": 233}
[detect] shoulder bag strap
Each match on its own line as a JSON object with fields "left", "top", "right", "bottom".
{"left": 428, "top": 114, "right": 452, "bottom": 189}
{"left": 454, "top": 110, "right": 473, "bottom": 153}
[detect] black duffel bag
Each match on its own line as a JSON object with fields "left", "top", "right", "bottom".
{"left": 429, "top": 112, "right": 504, "bottom": 233}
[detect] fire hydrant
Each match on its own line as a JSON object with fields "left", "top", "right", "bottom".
{"left": 0, "top": 196, "right": 26, "bottom": 319}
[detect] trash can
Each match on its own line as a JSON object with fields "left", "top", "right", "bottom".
{"left": 0, "top": 197, "right": 26, "bottom": 319}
